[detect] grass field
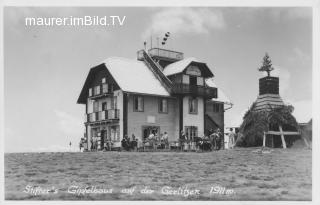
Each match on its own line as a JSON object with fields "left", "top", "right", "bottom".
{"left": 4, "top": 147, "right": 312, "bottom": 200}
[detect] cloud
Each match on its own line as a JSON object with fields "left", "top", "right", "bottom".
{"left": 54, "top": 110, "right": 83, "bottom": 137}
{"left": 142, "top": 8, "right": 225, "bottom": 38}
{"left": 268, "top": 8, "right": 312, "bottom": 21}
{"left": 225, "top": 108, "right": 249, "bottom": 128}
{"left": 291, "top": 47, "right": 311, "bottom": 65}
{"left": 285, "top": 8, "right": 312, "bottom": 20}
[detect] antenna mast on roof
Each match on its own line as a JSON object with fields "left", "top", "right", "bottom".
{"left": 143, "top": 41, "right": 147, "bottom": 50}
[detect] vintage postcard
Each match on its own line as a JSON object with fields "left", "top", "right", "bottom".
{"left": 1, "top": 0, "right": 319, "bottom": 204}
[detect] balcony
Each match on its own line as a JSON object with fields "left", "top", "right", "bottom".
{"left": 148, "top": 48, "right": 184, "bottom": 61}
{"left": 172, "top": 83, "right": 218, "bottom": 99}
{"left": 86, "top": 109, "right": 119, "bottom": 124}
{"left": 88, "top": 84, "right": 114, "bottom": 100}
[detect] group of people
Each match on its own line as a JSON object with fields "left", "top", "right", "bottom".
{"left": 79, "top": 138, "right": 86, "bottom": 151}
{"left": 90, "top": 136, "right": 99, "bottom": 151}
{"left": 85, "top": 127, "right": 237, "bottom": 152}
{"left": 179, "top": 128, "right": 223, "bottom": 151}
{"left": 144, "top": 131, "right": 169, "bottom": 150}
{"left": 121, "top": 134, "right": 138, "bottom": 151}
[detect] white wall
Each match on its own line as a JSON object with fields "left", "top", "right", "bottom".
{"left": 182, "top": 96, "right": 204, "bottom": 136}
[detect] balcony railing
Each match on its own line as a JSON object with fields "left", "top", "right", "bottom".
{"left": 148, "top": 48, "right": 184, "bottom": 61}
{"left": 172, "top": 83, "right": 218, "bottom": 98}
{"left": 88, "top": 84, "right": 114, "bottom": 99}
{"left": 87, "top": 109, "right": 119, "bottom": 123}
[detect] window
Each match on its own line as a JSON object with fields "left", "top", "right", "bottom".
{"left": 133, "top": 96, "right": 144, "bottom": 112}
{"left": 197, "top": 77, "right": 204, "bottom": 86}
{"left": 189, "top": 76, "right": 197, "bottom": 86}
{"left": 102, "top": 78, "right": 106, "bottom": 83}
{"left": 93, "top": 101, "right": 99, "bottom": 112}
{"left": 102, "top": 83, "right": 108, "bottom": 93}
{"left": 185, "top": 126, "right": 198, "bottom": 141}
{"left": 189, "top": 97, "right": 198, "bottom": 114}
{"left": 110, "top": 126, "right": 120, "bottom": 142}
{"left": 102, "top": 102, "right": 107, "bottom": 111}
{"left": 111, "top": 96, "right": 117, "bottom": 109}
{"left": 89, "top": 88, "right": 93, "bottom": 97}
{"left": 113, "top": 97, "right": 117, "bottom": 109}
{"left": 213, "top": 103, "right": 220, "bottom": 112}
{"left": 159, "top": 98, "right": 168, "bottom": 113}
{"left": 94, "top": 85, "right": 100, "bottom": 95}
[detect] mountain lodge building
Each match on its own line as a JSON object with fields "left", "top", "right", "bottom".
{"left": 77, "top": 48, "right": 231, "bottom": 151}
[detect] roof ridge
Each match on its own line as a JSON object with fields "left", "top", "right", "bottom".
{"left": 101, "top": 56, "right": 142, "bottom": 64}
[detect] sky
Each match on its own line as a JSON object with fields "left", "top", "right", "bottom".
{"left": 4, "top": 7, "right": 312, "bottom": 152}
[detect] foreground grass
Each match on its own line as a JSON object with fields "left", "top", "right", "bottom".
{"left": 5, "top": 147, "right": 311, "bottom": 200}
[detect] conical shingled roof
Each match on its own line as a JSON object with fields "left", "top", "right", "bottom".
{"left": 253, "top": 76, "right": 285, "bottom": 111}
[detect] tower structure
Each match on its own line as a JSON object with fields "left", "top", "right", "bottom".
{"left": 254, "top": 53, "right": 284, "bottom": 111}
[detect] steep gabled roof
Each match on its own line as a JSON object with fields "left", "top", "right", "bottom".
{"left": 163, "top": 57, "right": 214, "bottom": 77}
{"left": 103, "top": 57, "right": 170, "bottom": 96}
{"left": 77, "top": 57, "right": 170, "bottom": 104}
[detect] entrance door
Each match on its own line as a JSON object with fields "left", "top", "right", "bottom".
{"left": 100, "top": 129, "right": 107, "bottom": 150}
{"left": 185, "top": 126, "right": 198, "bottom": 141}
{"left": 142, "top": 126, "right": 160, "bottom": 141}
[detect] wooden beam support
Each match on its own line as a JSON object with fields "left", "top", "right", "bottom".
{"left": 302, "top": 137, "right": 310, "bottom": 148}
{"left": 279, "top": 125, "right": 287, "bottom": 149}
{"left": 266, "top": 131, "right": 300, "bottom": 135}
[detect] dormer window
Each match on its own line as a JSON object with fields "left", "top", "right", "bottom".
{"left": 102, "top": 78, "right": 106, "bottom": 83}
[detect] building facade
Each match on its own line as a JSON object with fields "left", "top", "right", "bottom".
{"left": 77, "top": 48, "right": 231, "bottom": 151}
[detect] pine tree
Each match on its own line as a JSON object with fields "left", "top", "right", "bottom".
{"left": 258, "top": 53, "right": 274, "bottom": 77}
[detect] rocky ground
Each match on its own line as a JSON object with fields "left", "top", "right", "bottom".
{"left": 4, "top": 147, "right": 312, "bottom": 200}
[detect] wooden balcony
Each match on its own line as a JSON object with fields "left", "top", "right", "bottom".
{"left": 88, "top": 84, "right": 114, "bottom": 100}
{"left": 86, "top": 109, "right": 119, "bottom": 124}
{"left": 171, "top": 83, "right": 218, "bottom": 98}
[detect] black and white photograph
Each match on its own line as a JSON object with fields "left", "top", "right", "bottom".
{"left": 1, "top": 0, "right": 319, "bottom": 203}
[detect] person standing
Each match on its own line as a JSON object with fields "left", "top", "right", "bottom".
{"left": 209, "top": 130, "right": 216, "bottom": 150}
{"left": 216, "top": 128, "right": 222, "bottom": 150}
{"left": 131, "top": 134, "right": 138, "bottom": 151}
{"left": 90, "top": 138, "right": 94, "bottom": 151}
{"left": 148, "top": 132, "right": 155, "bottom": 150}
{"left": 79, "top": 139, "right": 83, "bottom": 152}
{"left": 229, "top": 128, "right": 236, "bottom": 149}
{"left": 106, "top": 135, "right": 112, "bottom": 151}
{"left": 180, "top": 130, "right": 186, "bottom": 151}
{"left": 163, "top": 132, "right": 169, "bottom": 149}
